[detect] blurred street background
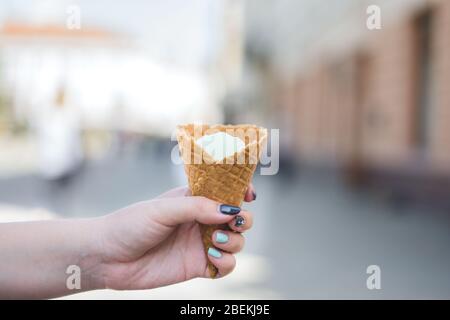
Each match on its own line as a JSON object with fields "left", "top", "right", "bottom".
{"left": 1, "top": 0, "right": 450, "bottom": 299}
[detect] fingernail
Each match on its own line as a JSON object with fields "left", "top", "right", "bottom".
{"left": 252, "top": 191, "right": 257, "bottom": 200}
{"left": 215, "top": 232, "right": 229, "bottom": 243}
{"left": 234, "top": 215, "right": 245, "bottom": 227}
{"left": 208, "top": 247, "right": 222, "bottom": 258}
{"left": 219, "top": 204, "right": 241, "bottom": 215}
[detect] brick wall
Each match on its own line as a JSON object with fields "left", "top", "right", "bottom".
{"left": 431, "top": 0, "right": 450, "bottom": 170}
{"left": 359, "top": 21, "right": 417, "bottom": 167}
{"left": 278, "top": 0, "right": 450, "bottom": 174}
{"left": 296, "top": 67, "right": 325, "bottom": 161}
{"left": 290, "top": 57, "right": 362, "bottom": 165}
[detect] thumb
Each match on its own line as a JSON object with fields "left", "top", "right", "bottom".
{"left": 150, "top": 196, "right": 241, "bottom": 227}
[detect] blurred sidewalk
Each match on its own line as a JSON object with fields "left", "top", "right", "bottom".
{"left": 1, "top": 140, "right": 450, "bottom": 299}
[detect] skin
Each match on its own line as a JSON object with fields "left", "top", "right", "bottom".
{"left": 0, "top": 184, "right": 256, "bottom": 299}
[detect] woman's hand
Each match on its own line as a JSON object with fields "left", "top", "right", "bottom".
{"left": 95, "top": 185, "right": 256, "bottom": 290}
{"left": 0, "top": 185, "right": 256, "bottom": 298}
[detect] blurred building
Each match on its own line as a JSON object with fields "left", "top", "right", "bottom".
{"left": 0, "top": 22, "right": 123, "bottom": 130}
{"left": 0, "top": 21, "right": 224, "bottom": 136}
{"left": 245, "top": 0, "right": 450, "bottom": 203}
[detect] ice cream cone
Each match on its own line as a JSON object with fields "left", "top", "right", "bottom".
{"left": 176, "top": 124, "right": 267, "bottom": 278}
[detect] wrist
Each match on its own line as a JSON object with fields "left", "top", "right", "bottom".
{"left": 74, "top": 217, "right": 108, "bottom": 291}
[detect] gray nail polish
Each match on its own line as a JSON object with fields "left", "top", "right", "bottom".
{"left": 219, "top": 204, "right": 241, "bottom": 215}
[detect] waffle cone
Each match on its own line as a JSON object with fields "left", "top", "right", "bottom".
{"left": 176, "top": 124, "right": 267, "bottom": 278}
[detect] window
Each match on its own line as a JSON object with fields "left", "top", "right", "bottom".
{"left": 414, "top": 10, "right": 435, "bottom": 152}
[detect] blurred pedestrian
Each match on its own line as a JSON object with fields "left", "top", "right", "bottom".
{"left": 35, "top": 86, "right": 84, "bottom": 186}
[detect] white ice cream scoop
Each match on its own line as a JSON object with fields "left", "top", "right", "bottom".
{"left": 195, "top": 132, "right": 245, "bottom": 161}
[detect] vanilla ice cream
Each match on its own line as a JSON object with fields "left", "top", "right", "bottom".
{"left": 195, "top": 132, "right": 245, "bottom": 161}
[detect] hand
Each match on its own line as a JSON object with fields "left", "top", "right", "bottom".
{"left": 94, "top": 185, "right": 257, "bottom": 290}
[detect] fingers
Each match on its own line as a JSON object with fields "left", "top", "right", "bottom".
{"left": 151, "top": 197, "right": 242, "bottom": 227}
{"left": 206, "top": 248, "right": 236, "bottom": 278}
{"left": 244, "top": 183, "right": 257, "bottom": 202}
{"left": 204, "top": 228, "right": 248, "bottom": 279}
{"left": 227, "top": 210, "right": 253, "bottom": 232}
{"left": 212, "top": 230, "right": 245, "bottom": 253}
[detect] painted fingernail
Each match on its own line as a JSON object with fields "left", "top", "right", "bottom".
{"left": 219, "top": 204, "right": 241, "bottom": 215}
{"left": 215, "top": 232, "right": 229, "bottom": 244}
{"left": 208, "top": 247, "right": 222, "bottom": 258}
{"left": 252, "top": 191, "right": 257, "bottom": 200}
{"left": 234, "top": 215, "right": 245, "bottom": 227}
